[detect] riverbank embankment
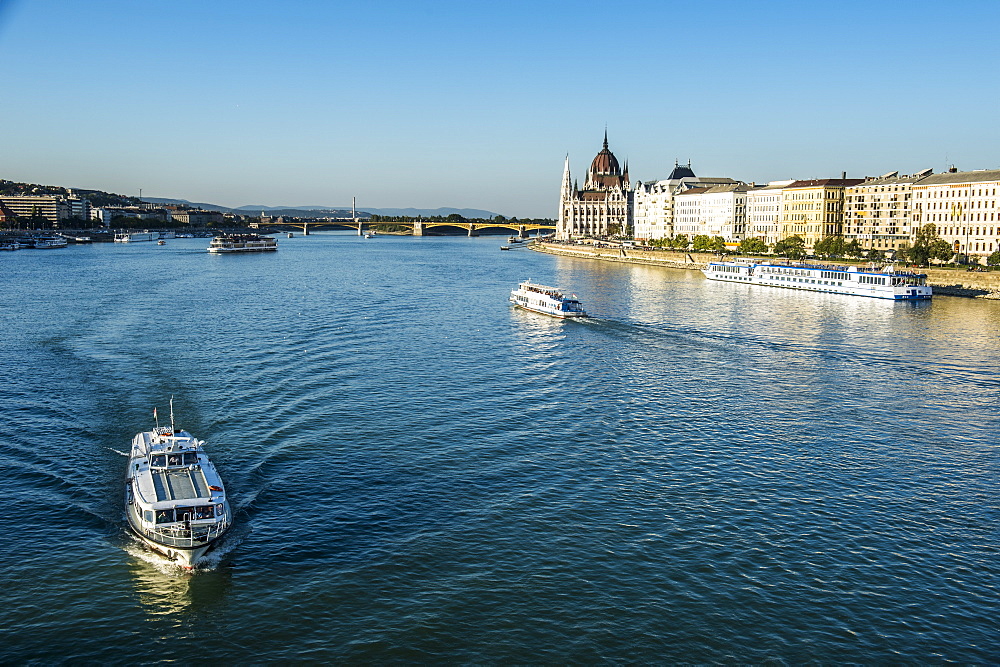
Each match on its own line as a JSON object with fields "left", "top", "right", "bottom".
{"left": 532, "top": 242, "right": 1000, "bottom": 299}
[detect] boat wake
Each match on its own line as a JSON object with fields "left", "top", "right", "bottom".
{"left": 123, "top": 521, "right": 251, "bottom": 572}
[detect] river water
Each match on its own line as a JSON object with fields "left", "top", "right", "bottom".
{"left": 1, "top": 233, "right": 997, "bottom": 663}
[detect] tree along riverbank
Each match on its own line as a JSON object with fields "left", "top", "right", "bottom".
{"left": 533, "top": 242, "right": 1000, "bottom": 299}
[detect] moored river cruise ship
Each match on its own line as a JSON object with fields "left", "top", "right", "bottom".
{"left": 208, "top": 233, "right": 278, "bottom": 253}
{"left": 125, "top": 422, "right": 232, "bottom": 568}
{"left": 703, "top": 259, "right": 932, "bottom": 300}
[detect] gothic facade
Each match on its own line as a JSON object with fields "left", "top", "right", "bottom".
{"left": 557, "top": 133, "right": 630, "bottom": 239}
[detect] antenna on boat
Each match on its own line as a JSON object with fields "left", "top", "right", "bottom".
{"left": 154, "top": 406, "right": 160, "bottom": 430}
{"left": 169, "top": 395, "right": 176, "bottom": 434}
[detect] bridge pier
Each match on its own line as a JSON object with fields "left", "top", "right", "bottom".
{"left": 303, "top": 222, "right": 309, "bottom": 235}
{"left": 467, "top": 224, "right": 478, "bottom": 237}
{"left": 518, "top": 224, "right": 528, "bottom": 238}
{"left": 357, "top": 219, "right": 363, "bottom": 236}
{"left": 413, "top": 219, "right": 423, "bottom": 236}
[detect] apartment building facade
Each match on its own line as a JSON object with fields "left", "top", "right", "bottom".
{"left": 911, "top": 169, "right": 1000, "bottom": 260}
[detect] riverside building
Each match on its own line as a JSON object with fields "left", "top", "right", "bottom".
{"left": 778, "top": 178, "right": 862, "bottom": 250}
{"left": 557, "top": 133, "right": 630, "bottom": 239}
{"left": 843, "top": 170, "right": 931, "bottom": 256}
{"left": 746, "top": 181, "right": 795, "bottom": 246}
{"left": 672, "top": 184, "right": 750, "bottom": 243}
{"left": 0, "top": 194, "right": 90, "bottom": 225}
{"left": 911, "top": 168, "right": 1000, "bottom": 261}
{"left": 632, "top": 162, "right": 737, "bottom": 242}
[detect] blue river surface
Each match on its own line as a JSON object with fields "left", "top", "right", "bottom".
{"left": 0, "top": 233, "right": 997, "bottom": 663}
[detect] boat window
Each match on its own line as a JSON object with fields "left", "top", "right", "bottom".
{"left": 183, "top": 452, "right": 198, "bottom": 465}
{"left": 143, "top": 510, "right": 154, "bottom": 523}
{"left": 151, "top": 455, "right": 166, "bottom": 467}
{"left": 194, "top": 505, "right": 214, "bottom": 520}
{"left": 167, "top": 454, "right": 182, "bottom": 466}
{"left": 155, "top": 509, "right": 175, "bottom": 524}
{"left": 216, "top": 504, "right": 224, "bottom": 516}
{"left": 175, "top": 507, "right": 194, "bottom": 522}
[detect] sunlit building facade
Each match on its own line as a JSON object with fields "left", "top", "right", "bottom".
{"left": 557, "top": 133, "right": 630, "bottom": 239}
{"left": 911, "top": 168, "right": 1000, "bottom": 260}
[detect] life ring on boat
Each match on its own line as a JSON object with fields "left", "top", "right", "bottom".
{"left": 209, "top": 485, "right": 223, "bottom": 491}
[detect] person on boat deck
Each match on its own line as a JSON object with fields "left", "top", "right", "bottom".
{"left": 168, "top": 455, "right": 179, "bottom": 465}
{"left": 156, "top": 510, "right": 171, "bottom": 523}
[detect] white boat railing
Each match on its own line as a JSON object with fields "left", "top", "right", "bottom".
{"left": 129, "top": 504, "right": 230, "bottom": 548}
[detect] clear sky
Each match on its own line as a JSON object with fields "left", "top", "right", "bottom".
{"left": 1, "top": 0, "right": 998, "bottom": 218}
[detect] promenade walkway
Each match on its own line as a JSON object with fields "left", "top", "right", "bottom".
{"left": 533, "top": 242, "right": 1000, "bottom": 299}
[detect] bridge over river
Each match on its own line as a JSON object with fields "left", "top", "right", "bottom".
{"left": 254, "top": 218, "right": 555, "bottom": 237}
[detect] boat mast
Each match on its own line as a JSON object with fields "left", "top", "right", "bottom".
{"left": 169, "top": 395, "right": 176, "bottom": 433}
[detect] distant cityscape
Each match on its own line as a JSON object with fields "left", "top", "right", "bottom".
{"left": 559, "top": 134, "right": 1000, "bottom": 262}
{"left": 0, "top": 180, "right": 512, "bottom": 232}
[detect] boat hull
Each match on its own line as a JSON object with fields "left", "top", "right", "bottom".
{"left": 208, "top": 246, "right": 277, "bottom": 253}
{"left": 511, "top": 302, "right": 587, "bottom": 319}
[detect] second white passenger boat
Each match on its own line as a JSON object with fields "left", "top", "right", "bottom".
{"left": 125, "top": 407, "right": 232, "bottom": 569}
{"left": 208, "top": 233, "right": 278, "bottom": 253}
{"left": 510, "top": 280, "right": 587, "bottom": 318}
{"left": 114, "top": 232, "right": 155, "bottom": 243}
{"left": 703, "top": 259, "right": 932, "bottom": 300}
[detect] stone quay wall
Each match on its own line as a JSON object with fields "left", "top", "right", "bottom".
{"left": 533, "top": 242, "right": 1000, "bottom": 299}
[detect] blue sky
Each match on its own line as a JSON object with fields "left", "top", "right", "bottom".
{"left": 1, "top": 0, "right": 998, "bottom": 217}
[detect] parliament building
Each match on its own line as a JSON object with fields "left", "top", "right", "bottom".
{"left": 557, "top": 133, "right": 631, "bottom": 240}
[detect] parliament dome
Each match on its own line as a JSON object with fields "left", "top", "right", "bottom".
{"left": 590, "top": 133, "right": 621, "bottom": 175}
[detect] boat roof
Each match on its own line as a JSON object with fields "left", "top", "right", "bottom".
{"left": 136, "top": 428, "right": 205, "bottom": 455}
{"left": 518, "top": 280, "right": 575, "bottom": 295}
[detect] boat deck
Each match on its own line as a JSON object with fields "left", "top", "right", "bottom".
{"left": 152, "top": 468, "right": 209, "bottom": 502}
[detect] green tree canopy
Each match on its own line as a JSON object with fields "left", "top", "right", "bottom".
{"left": 905, "top": 223, "right": 948, "bottom": 266}
{"left": 691, "top": 234, "right": 712, "bottom": 251}
{"left": 738, "top": 237, "right": 768, "bottom": 255}
{"left": 843, "top": 239, "right": 864, "bottom": 259}
{"left": 814, "top": 235, "right": 846, "bottom": 258}
{"left": 773, "top": 235, "right": 806, "bottom": 260}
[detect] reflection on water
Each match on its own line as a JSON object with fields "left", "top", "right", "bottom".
{"left": 126, "top": 541, "right": 233, "bottom": 618}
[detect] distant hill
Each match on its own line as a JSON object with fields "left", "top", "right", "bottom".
{"left": 357, "top": 207, "right": 500, "bottom": 219}
{"left": 0, "top": 185, "right": 505, "bottom": 220}
{"left": 142, "top": 197, "right": 232, "bottom": 212}
{"left": 146, "top": 198, "right": 501, "bottom": 219}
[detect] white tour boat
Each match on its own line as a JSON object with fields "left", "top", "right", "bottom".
{"left": 125, "top": 407, "right": 232, "bottom": 568}
{"left": 32, "top": 236, "right": 68, "bottom": 249}
{"left": 703, "top": 259, "right": 932, "bottom": 300}
{"left": 510, "top": 280, "right": 587, "bottom": 318}
{"left": 208, "top": 233, "right": 278, "bottom": 253}
{"left": 114, "top": 232, "right": 156, "bottom": 243}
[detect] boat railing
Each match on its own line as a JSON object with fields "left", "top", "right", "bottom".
{"left": 140, "top": 519, "right": 229, "bottom": 548}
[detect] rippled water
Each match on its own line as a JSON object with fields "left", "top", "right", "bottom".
{"left": 1, "top": 234, "right": 997, "bottom": 662}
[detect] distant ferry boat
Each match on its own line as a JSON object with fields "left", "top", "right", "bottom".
{"left": 510, "top": 280, "right": 587, "bottom": 318}
{"left": 703, "top": 259, "right": 932, "bottom": 300}
{"left": 115, "top": 232, "right": 155, "bottom": 243}
{"left": 32, "top": 236, "right": 68, "bottom": 249}
{"left": 208, "top": 233, "right": 277, "bottom": 253}
{"left": 125, "top": 411, "right": 232, "bottom": 569}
